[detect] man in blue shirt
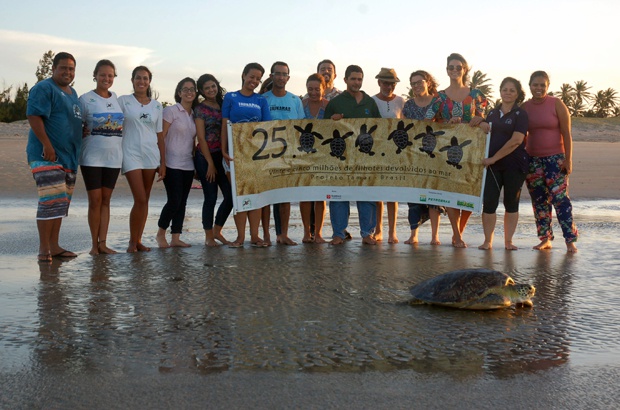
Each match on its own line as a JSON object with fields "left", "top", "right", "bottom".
{"left": 263, "top": 61, "right": 304, "bottom": 246}
{"left": 26, "top": 52, "right": 83, "bottom": 262}
{"left": 324, "top": 65, "right": 381, "bottom": 245}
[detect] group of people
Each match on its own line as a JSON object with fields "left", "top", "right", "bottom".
{"left": 26, "top": 52, "right": 579, "bottom": 263}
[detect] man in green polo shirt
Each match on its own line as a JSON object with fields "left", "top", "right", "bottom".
{"left": 324, "top": 65, "right": 381, "bottom": 245}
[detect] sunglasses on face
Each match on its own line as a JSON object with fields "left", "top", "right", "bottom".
{"left": 447, "top": 65, "right": 463, "bottom": 72}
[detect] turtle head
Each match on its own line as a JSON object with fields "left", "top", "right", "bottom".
{"left": 512, "top": 283, "right": 536, "bottom": 307}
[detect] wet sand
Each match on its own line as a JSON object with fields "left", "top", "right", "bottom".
{"left": 2, "top": 120, "right": 620, "bottom": 409}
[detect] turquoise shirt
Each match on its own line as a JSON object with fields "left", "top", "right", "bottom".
{"left": 26, "top": 78, "right": 83, "bottom": 170}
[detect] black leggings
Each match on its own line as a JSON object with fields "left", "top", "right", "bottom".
{"left": 158, "top": 167, "right": 194, "bottom": 234}
{"left": 482, "top": 168, "right": 526, "bottom": 214}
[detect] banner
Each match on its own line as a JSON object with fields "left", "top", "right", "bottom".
{"left": 228, "top": 118, "right": 489, "bottom": 213}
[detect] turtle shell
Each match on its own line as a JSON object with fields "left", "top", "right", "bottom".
{"left": 356, "top": 133, "right": 374, "bottom": 153}
{"left": 421, "top": 134, "right": 437, "bottom": 152}
{"left": 447, "top": 146, "right": 463, "bottom": 164}
{"left": 410, "top": 269, "right": 513, "bottom": 305}
{"left": 330, "top": 138, "right": 346, "bottom": 157}
{"left": 299, "top": 133, "right": 315, "bottom": 152}
{"left": 390, "top": 129, "right": 410, "bottom": 150}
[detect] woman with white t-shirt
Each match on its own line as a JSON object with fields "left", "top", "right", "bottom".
{"left": 118, "top": 66, "right": 165, "bottom": 253}
{"left": 79, "top": 59, "right": 124, "bottom": 255}
{"left": 155, "top": 78, "right": 198, "bottom": 248}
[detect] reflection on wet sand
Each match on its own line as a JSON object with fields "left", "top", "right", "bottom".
{"left": 27, "top": 241, "right": 582, "bottom": 379}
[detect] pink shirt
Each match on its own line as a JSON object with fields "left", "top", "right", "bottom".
{"left": 522, "top": 96, "right": 565, "bottom": 158}
{"left": 162, "top": 103, "right": 196, "bottom": 171}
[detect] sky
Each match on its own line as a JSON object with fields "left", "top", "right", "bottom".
{"left": 1, "top": 0, "right": 619, "bottom": 105}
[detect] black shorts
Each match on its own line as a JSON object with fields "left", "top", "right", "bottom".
{"left": 80, "top": 166, "right": 121, "bottom": 191}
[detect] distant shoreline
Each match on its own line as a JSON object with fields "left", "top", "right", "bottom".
{"left": 2, "top": 118, "right": 619, "bottom": 201}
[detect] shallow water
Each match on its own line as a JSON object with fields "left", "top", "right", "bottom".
{"left": 1, "top": 197, "right": 619, "bottom": 380}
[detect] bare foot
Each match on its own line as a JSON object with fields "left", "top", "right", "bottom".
{"left": 263, "top": 234, "right": 272, "bottom": 247}
{"left": 330, "top": 236, "right": 345, "bottom": 245}
{"left": 373, "top": 232, "right": 383, "bottom": 242}
{"left": 278, "top": 236, "right": 298, "bottom": 246}
{"left": 478, "top": 242, "right": 492, "bottom": 250}
{"left": 431, "top": 238, "right": 441, "bottom": 245}
{"left": 302, "top": 234, "right": 314, "bottom": 243}
{"left": 404, "top": 237, "right": 418, "bottom": 245}
{"left": 156, "top": 229, "right": 170, "bottom": 248}
{"left": 388, "top": 235, "right": 399, "bottom": 244}
{"left": 504, "top": 241, "right": 518, "bottom": 250}
{"left": 362, "top": 235, "right": 377, "bottom": 245}
{"left": 136, "top": 243, "right": 151, "bottom": 252}
{"left": 127, "top": 243, "right": 138, "bottom": 253}
{"left": 453, "top": 239, "right": 467, "bottom": 248}
{"left": 205, "top": 238, "right": 219, "bottom": 247}
{"left": 170, "top": 239, "right": 191, "bottom": 248}
{"left": 89, "top": 247, "right": 99, "bottom": 256}
{"left": 98, "top": 242, "right": 118, "bottom": 254}
{"left": 533, "top": 239, "right": 552, "bottom": 250}
{"left": 566, "top": 242, "right": 578, "bottom": 253}
{"left": 314, "top": 234, "right": 327, "bottom": 244}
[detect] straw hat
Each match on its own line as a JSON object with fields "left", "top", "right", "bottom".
{"left": 375, "top": 67, "right": 400, "bottom": 82}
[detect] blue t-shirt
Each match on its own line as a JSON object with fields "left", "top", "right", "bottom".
{"left": 263, "top": 91, "right": 305, "bottom": 120}
{"left": 221, "top": 91, "right": 271, "bottom": 123}
{"left": 26, "top": 78, "right": 83, "bottom": 170}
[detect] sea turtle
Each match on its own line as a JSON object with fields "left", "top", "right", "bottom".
{"left": 355, "top": 124, "right": 377, "bottom": 156}
{"left": 387, "top": 120, "right": 414, "bottom": 154}
{"left": 439, "top": 136, "right": 472, "bottom": 169}
{"left": 322, "top": 130, "right": 354, "bottom": 160}
{"left": 295, "top": 123, "right": 324, "bottom": 153}
{"left": 409, "top": 268, "right": 535, "bottom": 310}
{"left": 413, "top": 125, "right": 445, "bottom": 158}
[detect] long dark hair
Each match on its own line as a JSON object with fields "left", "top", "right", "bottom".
{"left": 197, "top": 74, "right": 226, "bottom": 106}
{"left": 446, "top": 52, "right": 470, "bottom": 84}
{"left": 174, "top": 77, "right": 199, "bottom": 108}
{"left": 131, "top": 65, "right": 153, "bottom": 98}
{"left": 93, "top": 59, "right": 116, "bottom": 78}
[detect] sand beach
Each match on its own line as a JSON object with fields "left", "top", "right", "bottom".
{"left": 1, "top": 119, "right": 620, "bottom": 409}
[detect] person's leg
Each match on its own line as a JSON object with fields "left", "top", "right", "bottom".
{"left": 126, "top": 169, "right": 155, "bottom": 252}
{"left": 277, "top": 202, "right": 297, "bottom": 245}
{"left": 273, "top": 203, "right": 281, "bottom": 239}
{"left": 459, "top": 210, "right": 472, "bottom": 235}
{"left": 87, "top": 188, "right": 103, "bottom": 254}
{"left": 249, "top": 208, "right": 266, "bottom": 246}
{"left": 357, "top": 201, "right": 377, "bottom": 245}
{"left": 195, "top": 151, "right": 218, "bottom": 246}
{"left": 314, "top": 201, "right": 327, "bottom": 244}
{"left": 387, "top": 202, "right": 399, "bottom": 243}
{"left": 526, "top": 157, "right": 553, "bottom": 250}
{"left": 230, "top": 211, "right": 247, "bottom": 247}
{"left": 447, "top": 208, "right": 466, "bottom": 248}
{"left": 502, "top": 170, "right": 526, "bottom": 250}
{"left": 329, "top": 201, "right": 349, "bottom": 245}
{"left": 429, "top": 207, "right": 442, "bottom": 245}
{"left": 406, "top": 203, "right": 422, "bottom": 245}
{"left": 547, "top": 155, "right": 578, "bottom": 252}
{"left": 478, "top": 213, "right": 496, "bottom": 250}
{"left": 169, "top": 169, "right": 194, "bottom": 247}
{"left": 213, "top": 156, "right": 233, "bottom": 245}
{"left": 300, "top": 201, "right": 313, "bottom": 243}
{"left": 479, "top": 172, "right": 501, "bottom": 250}
{"left": 262, "top": 206, "right": 272, "bottom": 245}
{"left": 374, "top": 201, "right": 384, "bottom": 241}
{"left": 157, "top": 167, "right": 179, "bottom": 248}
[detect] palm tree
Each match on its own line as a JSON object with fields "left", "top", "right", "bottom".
{"left": 572, "top": 80, "right": 592, "bottom": 116}
{"left": 591, "top": 88, "right": 619, "bottom": 118}
{"left": 470, "top": 70, "right": 493, "bottom": 101}
{"left": 557, "top": 83, "right": 575, "bottom": 112}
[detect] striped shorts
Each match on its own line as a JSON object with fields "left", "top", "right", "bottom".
{"left": 30, "top": 161, "right": 77, "bottom": 220}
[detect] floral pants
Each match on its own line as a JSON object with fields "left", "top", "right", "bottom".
{"left": 526, "top": 154, "right": 578, "bottom": 243}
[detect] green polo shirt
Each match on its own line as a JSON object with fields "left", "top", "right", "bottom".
{"left": 324, "top": 90, "right": 381, "bottom": 119}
